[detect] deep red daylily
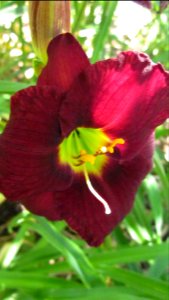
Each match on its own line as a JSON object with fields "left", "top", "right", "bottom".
{"left": 0, "top": 33, "right": 169, "bottom": 246}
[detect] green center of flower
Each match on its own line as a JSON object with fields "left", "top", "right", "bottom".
{"left": 59, "top": 127, "right": 125, "bottom": 215}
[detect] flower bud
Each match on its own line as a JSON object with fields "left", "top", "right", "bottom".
{"left": 28, "top": 1, "right": 70, "bottom": 66}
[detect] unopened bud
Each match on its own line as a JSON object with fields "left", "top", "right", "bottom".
{"left": 28, "top": 1, "right": 70, "bottom": 66}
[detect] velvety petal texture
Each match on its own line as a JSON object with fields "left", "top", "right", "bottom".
{"left": 60, "top": 52, "right": 169, "bottom": 159}
{"left": 0, "top": 86, "right": 73, "bottom": 200}
{"left": 21, "top": 191, "right": 62, "bottom": 221}
{"left": 0, "top": 33, "right": 169, "bottom": 246}
{"left": 38, "top": 33, "right": 90, "bottom": 93}
{"left": 47, "top": 138, "right": 153, "bottom": 246}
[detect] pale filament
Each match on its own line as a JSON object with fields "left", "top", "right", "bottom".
{"left": 83, "top": 165, "right": 111, "bottom": 215}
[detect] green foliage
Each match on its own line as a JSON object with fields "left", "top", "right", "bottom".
{"left": 0, "top": 1, "right": 168, "bottom": 299}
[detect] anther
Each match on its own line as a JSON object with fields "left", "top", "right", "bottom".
{"left": 74, "top": 150, "right": 96, "bottom": 165}
{"left": 99, "top": 138, "right": 125, "bottom": 155}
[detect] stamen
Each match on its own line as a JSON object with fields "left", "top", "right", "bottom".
{"left": 102, "top": 138, "right": 125, "bottom": 154}
{"left": 74, "top": 150, "right": 96, "bottom": 166}
{"left": 83, "top": 165, "right": 111, "bottom": 215}
{"left": 111, "top": 138, "right": 125, "bottom": 147}
{"left": 73, "top": 138, "right": 125, "bottom": 167}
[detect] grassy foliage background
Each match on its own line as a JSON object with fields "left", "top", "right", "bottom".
{"left": 0, "top": 1, "right": 168, "bottom": 299}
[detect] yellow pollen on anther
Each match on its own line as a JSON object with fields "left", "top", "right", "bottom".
{"left": 100, "top": 138, "right": 125, "bottom": 155}
{"left": 79, "top": 150, "right": 96, "bottom": 165}
{"left": 107, "top": 146, "right": 115, "bottom": 154}
{"left": 75, "top": 138, "right": 125, "bottom": 167}
{"left": 111, "top": 138, "right": 125, "bottom": 147}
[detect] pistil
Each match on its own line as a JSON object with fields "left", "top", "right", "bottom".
{"left": 83, "top": 165, "right": 111, "bottom": 215}
{"left": 75, "top": 137, "right": 125, "bottom": 215}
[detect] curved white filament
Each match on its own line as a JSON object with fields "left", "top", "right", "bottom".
{"left": 83, "top": 166, "right": 111, "bottom": 215}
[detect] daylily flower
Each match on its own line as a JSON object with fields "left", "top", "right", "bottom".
{"left": 0, "top": 33, "right": 168, "bottom": 246}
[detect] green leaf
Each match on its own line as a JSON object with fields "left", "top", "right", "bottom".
{"left": 0, "top": 81, "right": 33, "bottom": 94}
{"left": 123, "top": 214, "right": 145, "bottom": 243}
{"left": 90, "top": 243, "right": 168, "bottom": 266}
{"left": 1, "top": 224, "right": 29, "bottom": 268}
{"left": 143, "top": 175, "right": 163, "bottom": 236}
{"left": 154, "top": 151, "right": 169, "bottom": 200}
{"left": 92, "top": 1, "right": 117, "bottom": 62}
{"left": 148, "top": 255, "right": 168, "bottom": 279}
{"left": 132, "top": 194, "right": 154, "bottom": 241}
{"left": 43, "top": 286, "right": 151, "bottom": 300}
{"left": 0, "top": 95, "right": 10, "bottom": 116}
{"left": 0, "top": 271, "right": 79, "bottom": 290}
{"left": 100, "top": 267, "right": 168, "bottom": 300}
{"left": 30, "top": 216, "right": 102, "bottom": 288}
{"left": 72, "top": 1, "right": 88, "bottom": 33}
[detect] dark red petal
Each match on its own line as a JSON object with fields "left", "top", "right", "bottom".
{"left": 0, "top": 86, "right": 73, "bottom": 200}
{"left": 60, "top": 52, "right": 169, "bottom": 159}
{"left": 133, "top": 1, "right": 152, "bottom": 9}
{"left": 22, "top": 191, "right": 62, "bottom": 221}
{"left": 37, "top": 33, "right": 90, "bottom": 93}
{"left": 44, "top": 138, "right": 153, "bottom": 246}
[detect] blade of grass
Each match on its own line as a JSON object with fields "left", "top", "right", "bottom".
{"left": 1, "top": 224, "right": 28, "bottom": 268}
{"left": 0, "top": 81, "right": 33, "bottom": 94}
{"left": 16, "top": 261, "right": 69, "bottom": 275}
{"left": 0, "top": 271, "right": 80, "bottom": 290}
{"left": 148, "top": 255, "right": 168, "bottom": 279}
{"left": 144, "top": 174, "right": 163, "bottom": 236}
{"left": 154, "top": 151, "right": 169, "bottom": 200}
{"left": 123, "top": 214, "right": 145, "bottom": 243}
{"left": 0, "top": 96, "right": 10, "bottom": 115}
{"left": 30, "top": 216, "right": 102, "bottom": 288}
{"left": 100, "top": 267, "right": 168, "bottom": 300}
{"left": 72, "top": 1, "right": 88, "bottom": 33}
{"left": 132, "top": 194, "right": 154, "bottom": 241}
{"left": 92, "top": 1, "right": 117, "bottom": 62}
{"left": 43, "top": 286, "right": 151, "bottom": 300}
{"left": 90, "top": 242, "right": 168, "bottom": 266}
